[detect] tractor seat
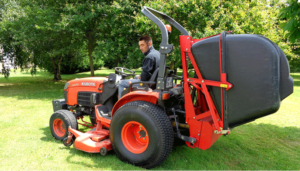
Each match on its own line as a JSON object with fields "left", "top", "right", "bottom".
{"left": 121, "top": 68, "right": 159, "bottom": 97}
{"left": 169, "top": 86, "right": 183, "bottom": 96}
{"left": 149, "top": 67, "right": 160, "bottom": 87}
{"left": 132, "top": 67, "right": 159, "bottom": 91}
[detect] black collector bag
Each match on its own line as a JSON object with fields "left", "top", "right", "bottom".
{"left": 191, "top": 33, "right": 293, "bottom": 128}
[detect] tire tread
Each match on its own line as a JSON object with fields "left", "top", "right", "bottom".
{"left": 111, "top": 101, "right": 174, "bottom": 169}
{"left": 50, "top": 109, "right": 78, "bottom": 140}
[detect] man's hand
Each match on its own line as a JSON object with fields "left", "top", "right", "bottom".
{"left": 134, "top": 75, "right": 141, "bottom": 79}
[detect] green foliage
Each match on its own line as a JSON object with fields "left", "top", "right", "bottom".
{"left": 56, "top": 0, "right": 115, "bottom": 75}
{"left": 1, "top": 68, "right": 10, "bottom": 78}
{"left": 135, "top": 0, "right": 296, "bottom": 70}
{"left": 288, "top": 44, "right": 300, "bottom": 72}
{"left": 45, "top": 47, "right": 104, "bottom": 74}
{"left": 1, "top": 0, "right": 299, "bottom": 78}
{"left": 96, "top": 0, "right": 149, "bottom": 69}
{"left": 0, "top": 0, "right": 107, "bottom": 79}
{"left": 0, "top": 1, "right": 31, "bottom": 71}
{"left": 278, "top": 1, "right": 300, "bottom": 71}
{"left": 279, "top": 1, "right": 300, "bottom": 43}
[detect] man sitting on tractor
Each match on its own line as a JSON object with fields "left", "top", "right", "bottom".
{"left": 118, "top": 35, "right": 160, "bottom": 99}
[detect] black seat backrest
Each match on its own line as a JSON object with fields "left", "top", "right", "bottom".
{"left": 149, "top": 67, "right": 159, "bottom": 89}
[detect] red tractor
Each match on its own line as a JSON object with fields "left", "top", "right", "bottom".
{"left": 50, "top": 7, "right": 293, "bottom": 169}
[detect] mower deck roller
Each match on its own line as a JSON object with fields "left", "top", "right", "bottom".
{"left": 191, "top": 34, "right": 293, "bottom": 128}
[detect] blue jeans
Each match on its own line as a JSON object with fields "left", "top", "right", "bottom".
{"left": 118, "top": 79, "right": 140, "bottom": 99}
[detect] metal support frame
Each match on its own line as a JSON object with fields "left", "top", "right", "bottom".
{"left": 142, "top": 7, "right": 189, "bottom": 91}
{"left": 179, "top": 35, "right": 233, "bottom": 132}
{"left": 142, "top": 6, "right": 232, "bottom": 149}
{"left": 77, "top": 116, "right": 94, "bottom": 128}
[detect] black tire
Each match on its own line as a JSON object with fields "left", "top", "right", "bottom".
{"left": 62, "top": 137, "right": 74, "bottom": 147}
{"left": 110, "top": 101, "right": 174, "bottom": 169}
{"left": 100, "top": 147, "right": 107, "bottom": 156}
{"left": 50, "top": 110, "right": 78, "bottom": 140}
{"left": 90, "top": 110, "right": 97, "bottom": 126}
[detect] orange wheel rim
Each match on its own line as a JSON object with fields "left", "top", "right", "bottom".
{"left": 53, "top": 119, "right": 66, "bottom": 137}
{"left": 121, "top": 121, "right": 149, "bottom": 154}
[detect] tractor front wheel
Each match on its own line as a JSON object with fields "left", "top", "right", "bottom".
{"left": 110, "top": 101, "right": 174, "bottom": 169}
{"left": 50, "top": 110, "right": 78, "bottom": 140}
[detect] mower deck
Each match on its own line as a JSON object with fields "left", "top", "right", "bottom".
{"left": 68, "top": 126, "right": 112, "bottom": 154}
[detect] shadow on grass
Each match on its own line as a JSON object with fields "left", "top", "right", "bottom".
{"left": 39, "top": 125, "right": 141, "bottom": 170}
{"left": 64, "top": 148, "right": 119, "bottom": 169}
{"left": 0, "top": 69, "right": 134, "bottom": 101}
{"left": 157, "top": 123, "right": 300, "bottom": 170}
{"left": 40, "top": 125, "right": 92, "bottom": 144}
{"left": 39, "top": 126, "right": 62, "bottom": 145}
{"left": 39, "top": 123, "right": 300, "bottom": 170}
{"left": 1, "top": 70, "right": 297, "bottom": 100}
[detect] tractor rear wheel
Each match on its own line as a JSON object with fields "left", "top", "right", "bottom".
{"left": 50, "top": 110, "right": 78, "bottom": 140}
{"left": 110, "top": 101, "right": 174, "bottom": 169}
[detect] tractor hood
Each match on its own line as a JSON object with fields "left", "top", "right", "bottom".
{"left": 64, "top": 77, "right": 108, "bottom": 90}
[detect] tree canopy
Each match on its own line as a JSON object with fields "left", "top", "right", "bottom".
{"left": 1, "top": 0, "right": 299, "bottom": 79}
{"left": 279, "top": 0, "right": 300, "bottom": 43}
{"left": 135, "top": 0, "right": 297, "bottom": 70}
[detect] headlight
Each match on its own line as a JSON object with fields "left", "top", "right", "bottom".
{"left": 64, "top": 82, "right": 69, "bottom": 90}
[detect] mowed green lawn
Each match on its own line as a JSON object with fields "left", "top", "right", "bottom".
{"left": 0, "top": 69, "right": 299, "bottom": 170}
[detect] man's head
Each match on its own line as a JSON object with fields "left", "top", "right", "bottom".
{"left": 139, "top": 35, "right": 152, "bottom": 53}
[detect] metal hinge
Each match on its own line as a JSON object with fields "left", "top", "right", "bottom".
{"left": 214, "top": 129, "right": 231, "bottom": 134}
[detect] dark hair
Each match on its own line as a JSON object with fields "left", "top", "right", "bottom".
{"left": 139, "top": 35, "right": 152, "bottom": 44}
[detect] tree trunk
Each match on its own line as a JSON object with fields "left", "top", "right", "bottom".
{"left": 57, "top": 56, "right": 63, "bottom": 80}
{"left": 87, "top": 31, "right": 95, "bottom": 76}
{"left": 1, "top": 48, "right": 4, "bottom": 72}
{"left": 51, "top": 56, "right": 62, "bottom": 80}
{"left": 1, "top": 59, "right": 4, "bottom": 72}
{"left": 114, "top": 57, "right": 119, "bottom": 67}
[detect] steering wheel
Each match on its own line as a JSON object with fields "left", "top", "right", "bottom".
{"left": 115, "top": 67, "right": 135, "bottom": 79}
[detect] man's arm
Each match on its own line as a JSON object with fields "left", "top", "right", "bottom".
{"left": 140, "top": 57, "right": 154, "bottom": 81}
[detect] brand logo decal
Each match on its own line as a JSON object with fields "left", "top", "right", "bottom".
{"left": 81, "top": 82, "right": 95, "bottom": 86}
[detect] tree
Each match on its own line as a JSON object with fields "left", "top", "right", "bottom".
{"left": 55, "top": 0, "right": 115, "bottom": 76}
{"left": 1, "top": 0, "right": 298, "bottom": 78}
{"left": 279, "top": 1, "right": 300, "bottom": 43}
{"left": 0, "top": 0, "right": 146, "bottom": 79}
{"left": 98, "top": 0, "right": 147, "bottom": 69}
{"left": 0, "top": 0, "right": 31, "bottom": 77}
{"left": 278, "top": 1, "right": 300, "bottom": 71}
{"left": 59, "top": 0, "right": 148, "bottom": 74}
{"left": 135, "top": 0, "right": 294, "bottom": 70}
{"left": 0, "top": 0, "right": 87, "bottom": 80}
{"left": 24, "top": 0, "right": 88, "bottom": 80}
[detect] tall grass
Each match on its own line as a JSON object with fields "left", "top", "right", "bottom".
{"left": 0, "top": 69, "right": 299, "bottom": 170}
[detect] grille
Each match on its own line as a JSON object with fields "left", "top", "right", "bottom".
{"left": 64, "top": 91, "right": 68, "bottom": 103}
{"left": 77, "top": 92, "right": 92, "bottom": 106}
